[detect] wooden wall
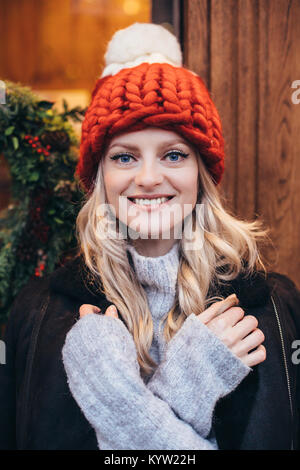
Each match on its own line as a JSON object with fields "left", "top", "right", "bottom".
{"left": 1, "top": 0, "right": 299, "bottom": 285}
{"left": 0, "top": 0, "right": 151, "bottom": 90}
{"left": 0, "top": 0, "right": 150, "bottom": 211}
{"left": 184, "top": 0, "right": 300, "bottom": 287}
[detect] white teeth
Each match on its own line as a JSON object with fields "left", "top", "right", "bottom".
{"left": 131, "top": 197, "right": 169, "bottom": 205}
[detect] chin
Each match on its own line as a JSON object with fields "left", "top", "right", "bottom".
{"left": 128, "top": 223, "right": 179, "bottom": 241}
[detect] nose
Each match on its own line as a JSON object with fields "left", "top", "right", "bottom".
{"left": 134, "top": 161, "right": 163, "bottom": 189}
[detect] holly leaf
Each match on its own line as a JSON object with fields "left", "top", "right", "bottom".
{"left": 29, "top": 172, "right": 39, "bottom": 182}
{"left": 62, "top": 99, "right": 68, "bottom": 113}
{"left": 12, "top": 136, "right": 19, "bottom": 150}
{"left": 5, "top": 126, "right": 15, "bottom": 136}
{"left": 37, "top": 100, "right": 54, "bottom": 110}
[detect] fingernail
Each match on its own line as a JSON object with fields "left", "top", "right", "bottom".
{"left": 108, "top": 305, "right": 118, "bottom": 315}
{"left": 227, "top": 294, "right": 238, "bottom": 301}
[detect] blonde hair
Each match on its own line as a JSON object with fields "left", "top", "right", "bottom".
{"left": 75, "top": 151, "right": 271, "bottom": 379}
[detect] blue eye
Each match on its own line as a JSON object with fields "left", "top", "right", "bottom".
{"left": 119, "top": 155, "right": 132, "bottom": 163}
{"left": 166, "top": 150, "right": 188, "bottom": 163}
{"left": 165, "top": 151, "right": 189, "bottom": 162}
{"left": 110, "top": 150, "right": 189, "bottom": 164}
{"left": 110, "top": 153, "right": 134, "bottom": 163}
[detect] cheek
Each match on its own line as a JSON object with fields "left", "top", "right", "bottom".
{"left": 103, "top": 171, "right": 128, "bottom": 203}
{"left": 177, "top": 169, "right": 198, "bottom": 202}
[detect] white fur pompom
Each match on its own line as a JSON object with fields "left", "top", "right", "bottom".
{"left": 101, "top": 22, "right": 182, "bottom": 78}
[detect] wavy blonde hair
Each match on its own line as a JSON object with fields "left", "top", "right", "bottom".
{"left": 75, "top": 150, "right": 271, "bottom": 379}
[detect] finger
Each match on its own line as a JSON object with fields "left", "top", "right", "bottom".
{"left": 241, "top": 344, "right": 266, "bottom": 367}
{"left": 231, "top": 328, "right": 265, "bottom": 357}
{"left": 105, "top": 305, "right": 119, "bottom": 318}
{"left": 79, "top": 304, "right": 101, "bottom": 318}
{"left": 211, "top": 306, "right": 245, "bottom": 328}
{"left": 198, "top": 294, "right": 239, "bottom": 324}
{"left": 231, "top": 315, "right": 258, "bottom": 342}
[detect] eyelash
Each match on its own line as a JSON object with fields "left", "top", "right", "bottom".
{"left": 110, "top": 150, "right": 189, "bottom": 164}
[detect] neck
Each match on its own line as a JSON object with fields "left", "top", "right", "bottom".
{"left": 130, "top": 238, "right": 178, "bottom": 257}
{"left": 126, "top": 241, "right": 180, "bottom": 294}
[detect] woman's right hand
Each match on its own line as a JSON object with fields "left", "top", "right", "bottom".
{"left": 197, "top": 294, "right": 266, "bottom": 368}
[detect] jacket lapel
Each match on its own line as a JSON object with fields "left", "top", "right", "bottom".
{"left": 208, "top": 270, "right": 271, "bottom": 309}
{"left": 49, "top": 255, "right": 112, "bottom": 311}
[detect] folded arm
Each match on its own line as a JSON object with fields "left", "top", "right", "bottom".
{"left": 62, "top": 313, "right": 250, "bottom": 450}
{"left": 147, "top": 313, "right": 251, "bottom": 437}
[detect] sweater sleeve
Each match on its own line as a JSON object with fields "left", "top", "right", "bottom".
{"left": 147, "top": 313, "right": 251, "bottom": 437}
{"left": 62, "top": 313, "right": 249, "bottom": 450}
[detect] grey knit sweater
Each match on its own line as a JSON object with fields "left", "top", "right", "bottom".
{"left": 62, "top": 243, "right": 251, "bottom": 450}
{"left": 126, "top": 242, "right": 180, "bottom": 367}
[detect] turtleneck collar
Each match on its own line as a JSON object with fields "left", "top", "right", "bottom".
{"left": 49, "top": 251, "right": 271, "bottom": 311}
{"left": 126, "top": 242, "right": 180, "bottom": 294}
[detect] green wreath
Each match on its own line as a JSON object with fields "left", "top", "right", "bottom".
{"left": 0, "top": 80, "right": 87, "bottom": 324}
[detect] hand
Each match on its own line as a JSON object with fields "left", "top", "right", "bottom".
{"left": 197, "top": 294, "right": 266, "bottom": 368}
{"left": 79, "top": 304, "right": 119, "bottom": 319}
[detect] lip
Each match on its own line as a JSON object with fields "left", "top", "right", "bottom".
{"left": 126, "top": 194, "right": 176, "bottom": 199}
{"left": 126, "top": 195, "right": 176, "bottom": 212}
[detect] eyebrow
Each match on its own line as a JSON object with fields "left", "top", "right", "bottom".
{"left": 107, "top": 139, "right": 189, "bottom": 152}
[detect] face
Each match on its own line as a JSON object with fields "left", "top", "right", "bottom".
{"left": 102, "top": 127, "right": 199, "bottom": 242}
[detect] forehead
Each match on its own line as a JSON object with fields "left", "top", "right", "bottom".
{"left": 106, "top": 127, "right": 191, "bottom": 150}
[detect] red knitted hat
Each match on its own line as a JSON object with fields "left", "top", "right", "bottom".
{"left": 76, "top": 23, "right": 225, "bottom": 193}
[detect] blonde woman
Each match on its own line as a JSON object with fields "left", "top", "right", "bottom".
{"left": 0, "top": 23, "right": 299, "bottom": 450}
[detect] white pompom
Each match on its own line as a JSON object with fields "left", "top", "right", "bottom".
{"left": 101, "top": 22, "right": 182, "bottom": 78}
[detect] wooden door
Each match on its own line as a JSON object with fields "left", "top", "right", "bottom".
{"left": 184, "top": 0, "right": 300, "bottom": 286}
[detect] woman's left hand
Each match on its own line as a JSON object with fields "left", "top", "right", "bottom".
{"left": 79, "top": 304, "right": 119, "bottom": 319}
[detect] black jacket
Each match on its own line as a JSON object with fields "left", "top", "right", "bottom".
{"left": 0, "top": 255, "right": 300, "bottom": 450}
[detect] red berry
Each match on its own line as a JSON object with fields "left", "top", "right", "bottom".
{"left": 37, "top": 149, "right": 42, "bottom": 153}
{"left": 40, "top": 264, "right": 45, "bottom": 271}
{"left": 25, "top": 135, "right": 30, "bottom": 140}
{"left": 34, "top": 136, "right": 39, "bottom": 141}
{"left": 32, "top": 144, "right": 37, "bottom": 148}
{"left": 44, "top": 151, "right": 50, "bottom": 156}
{"left": 46, "top": 145, "right": 51, "bottom": 150}
{"left": 29, "top": 140, "right": 33, "bottom": 144}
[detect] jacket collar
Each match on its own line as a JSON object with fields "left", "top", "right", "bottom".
{"left": 49, "top": 255, "right": 107, "bottom": 305}
{"left": 49, "top": 254, "right": 271, "bottom": 309}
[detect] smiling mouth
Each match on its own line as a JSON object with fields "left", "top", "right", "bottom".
{"left": 126, "top": 196, "right": 175, "bottom": 210}
{"left": 127, "top": 196, "right": 175, "bottom": 205}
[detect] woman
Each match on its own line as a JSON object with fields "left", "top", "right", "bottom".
{"left": 0, "top": 23, "right": 299, "bottom": 450}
